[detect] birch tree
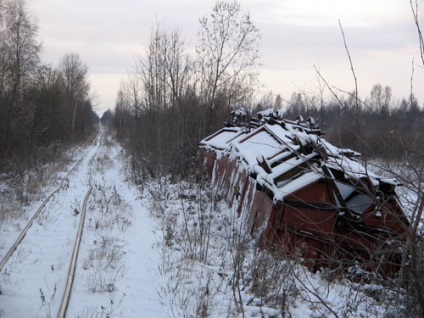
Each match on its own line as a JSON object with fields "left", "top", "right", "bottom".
{"left": 197, "top": 0, "right": 260, "bottom": 116}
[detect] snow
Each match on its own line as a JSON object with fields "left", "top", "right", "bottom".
{"left": 0, "top": 128, "right": 169, "bottom": 317}
{"left": 138, "top": 171, "right": 407, "bottom": 317}
{"left": 234, "top": 129, "right": 282, "bottom": 166}
{"left": 274, "top": 171, "right": 323, "bottom": 202}
{"left": 0, "top": 126, "right": 415, "bottom": 318}
{"left": 200, "top": 128, "right": 243, "bottom": 151}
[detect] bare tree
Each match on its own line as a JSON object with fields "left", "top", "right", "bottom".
{"left": 0, "top": 0, "right": 97, "bottom": 173}
{"left": 196, "top": 0, "right": 261, "bottom": 127}
{"left": 118, "top": 21, "right": 202, "bottom": 176}
{"left": 57, "top": 53, "right": 90, "bottom": 136}
{"left": 0, "top": 0, "right": 41, "bottom": 160}
{"left": 0, "top": 0, "right": 40, "bottom": 105}
{"left": 134, "top": 22, "right": 193, "bottom": 113}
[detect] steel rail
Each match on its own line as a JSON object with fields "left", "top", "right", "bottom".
{"left": 0, "top": 187, "right": 61, "bottom": 272}
{"left": 0, "top": 132, "right": 102, "bottom": 273}
{"left": 58, "top": 186, "right": 92, "bottom": 318}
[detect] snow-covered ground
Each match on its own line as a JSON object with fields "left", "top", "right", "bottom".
{"left": 0, "top": 127, "right": 414, "bottom": 317}
{"left": 0, "top": 128, "right": 169, "bottom": 317}
{"left": 145, "top": 177, "right": 406, "bottom": 318}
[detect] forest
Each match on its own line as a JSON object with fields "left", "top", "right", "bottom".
{"left": 0, "top": 0, "right": 98, "bottom": 173}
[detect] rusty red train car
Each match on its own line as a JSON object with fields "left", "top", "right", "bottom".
{"left": 199, "top": 109, "right": 409, "bottom": 276}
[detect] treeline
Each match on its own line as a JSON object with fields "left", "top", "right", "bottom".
{"left": 277, "top": 85, "right": 423, "bottom": 162}
{"left": 113, "top": 1, "right": 260, "bottom": 180}
{"left": 0, "top": 0, "right": 98, "bottom": 170}
{"left": 113, "top": 0, "right": 423, "bottom": 179}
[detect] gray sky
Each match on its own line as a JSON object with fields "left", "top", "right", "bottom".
{"left": 29, "top": 0, "right": 424, "bottom": 115}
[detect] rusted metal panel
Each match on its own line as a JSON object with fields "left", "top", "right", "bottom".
{"left": 222, "top": 158, "right": 237, "bottom": 194}
{"left": 243, "top": 178, "right": 256, "bottom": 219}
{"left": 270, "top": 229, "right": 325, "bottom": 271}
{"left": 284, "top": 180, "right": 336, "bottom": 205}
{"left": 281, "top": 206, "right": 337, "bottom": 236}
{"left": 362, "top": 201, "right": 408, "bottom": 235}
{"left": 232, "top": 171, "right": 250, "bottom": 215}
{"left": 248, "top": 190, "right": 274, "bottom": 235}
{"left": 333, "top": 228, "right": 377, "bottom": 253}
{"left": 225, "top": 160, "right": 240, "bottom": 205}
{"left": 276, "top": 182, "right": 338, "bottom": 236}
{"left": 215, "top": 155, "right": 229, "bottom": 187}
{"left": 198, "top": 149, "right": 216, "bottom": 178}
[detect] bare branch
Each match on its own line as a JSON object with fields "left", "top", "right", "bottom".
{"left": 338, "top": 20, "right": 359, "bottom": 110}
{"left": 410, "top": 0, "right": 424, "bottom": 67}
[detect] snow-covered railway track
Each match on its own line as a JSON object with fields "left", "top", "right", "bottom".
{"left": 1, "top": 129, "right": 168, "bottom": 317}
{"left": 0, "top": 132, "right": 103, "bottom": 273}
{"left": 0, "top": 186, "right": 62, "bottom": 273}
{"left": 58, "top": 186, "right": 92, "bottom": 318}
{"left": 0, "top": 131, "right": 104, "bottom": 317}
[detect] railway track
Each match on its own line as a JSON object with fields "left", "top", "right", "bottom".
{"left": 0, "top": 133, "right": 103, "bottom": 273}
{"left": 0, "top": 132, "right": 103, "bottom": 317}
{"left": 58, "top": 186, "right": 92, "bottom": 318}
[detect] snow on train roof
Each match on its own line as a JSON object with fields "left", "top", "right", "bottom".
{"left": 200, "top": 127, "right": 244, "bottom": 150}
{"left": 233, "top": 128, "right": 283, "bottom": 166}
{"left": 199, "top": 110, "right": 399, "bottom": 201}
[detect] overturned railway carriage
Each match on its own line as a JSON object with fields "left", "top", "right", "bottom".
{"left": 199, "top": 111, "right": 409, "bottom": 275}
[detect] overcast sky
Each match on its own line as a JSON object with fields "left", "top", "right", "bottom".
{"left": 28, "top": 0, "right": 424, "bottom": 115}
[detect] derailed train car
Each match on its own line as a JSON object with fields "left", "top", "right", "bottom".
{"left": 199, "top": 109, "right": 409, "bottom": 276}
